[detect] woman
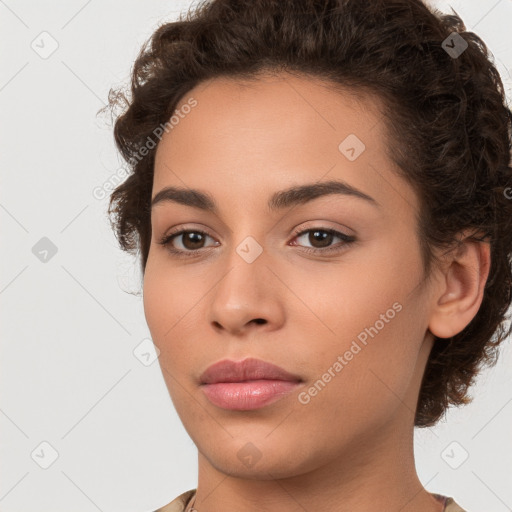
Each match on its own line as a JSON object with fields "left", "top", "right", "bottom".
{"left": 103, "top": 0, "right": 512, "bottom": 510}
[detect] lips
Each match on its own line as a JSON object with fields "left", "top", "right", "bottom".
{"left": 199, "top": 357, "right": 302, "bottom": 385}
{"left": 199, "top": 357, "right": 303, "bottom": 411}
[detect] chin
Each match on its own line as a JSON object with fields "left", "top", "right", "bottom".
{"left": 197, "top": 433, "right": 322, "bottom": 480}
{"left": 208, "top": 453, "right": 311, "bottom": 481}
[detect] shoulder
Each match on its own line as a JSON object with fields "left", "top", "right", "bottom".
{"left": 445, "top": 496, "right": 469, "bottom": 512}
{"left": 153, "top": 489, "right": 197, "bottom": 512}
{"left": 431, "top": 493, "right": 469, "bottom": 512}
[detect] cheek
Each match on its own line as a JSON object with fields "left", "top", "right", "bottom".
{"left": 142, "top": 260, "right": 203, "bottom": 418}
{"left": 292, "top": 310, "right": 422, "bottom": 450}
{"left": 142, "top": 257, "right": 190, "bottom": 364}
{"left": 291, "top": 248, "right": 425, "bottom": 420}
{"left": 143, "top": 260, "right": 168, "bottom": 344}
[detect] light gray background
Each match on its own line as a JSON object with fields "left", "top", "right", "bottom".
{"left": 1, "top": 1, "right": 511, "bottom": 511}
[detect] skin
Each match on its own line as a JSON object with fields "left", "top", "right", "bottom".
{"left": 143, "top": 72, "right": 490, "bottom": 512}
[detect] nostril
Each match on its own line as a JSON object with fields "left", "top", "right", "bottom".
{"left": 252, "top": 318, "right": 266, "bottom": 325}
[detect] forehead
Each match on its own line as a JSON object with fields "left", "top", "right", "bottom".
{"left": 152, "top": 72, "right": 418, "bottom": 217}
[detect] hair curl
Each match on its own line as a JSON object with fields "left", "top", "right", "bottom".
{"left": 100, "top": 0, "right": 512, "bottom": 427}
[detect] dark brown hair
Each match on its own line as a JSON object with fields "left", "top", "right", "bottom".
{"left": 101, "top": 0, "right": 512, "bottom": 427}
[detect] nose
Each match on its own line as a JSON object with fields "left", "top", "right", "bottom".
{"left": 207, "top": 247, "right": 285, "bottom": 336}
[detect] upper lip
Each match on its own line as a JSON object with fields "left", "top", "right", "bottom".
{"left": 200, "top": 357, "right": 303, "bottom": 384}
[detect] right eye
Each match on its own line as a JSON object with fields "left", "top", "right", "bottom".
{"left": 158, "top": 229, "right": 220, "bottom": 257}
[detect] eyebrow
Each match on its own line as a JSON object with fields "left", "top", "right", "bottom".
{"left": 150, "top": 179, "right": 380, "bottom": 213}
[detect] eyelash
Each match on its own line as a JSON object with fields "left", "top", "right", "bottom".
{"left": 157, "top": 226, "right": 356, "bottom": 259}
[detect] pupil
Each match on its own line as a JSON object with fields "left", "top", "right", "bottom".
{"left": 310, "top": 230, "right": 332, "bottom": 248}
{"left": 185, "top": 232, "right": 204, "bottom": 249}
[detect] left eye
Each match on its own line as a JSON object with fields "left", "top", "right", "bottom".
{"left": 291, "top": 228, "right": 355, "bottom": 253}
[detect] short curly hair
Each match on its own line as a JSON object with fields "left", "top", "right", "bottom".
{"left": 101, "top": 0, "right": 512, "bottom": 427}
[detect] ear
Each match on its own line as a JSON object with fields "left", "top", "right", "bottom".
{"left": 428, "top": 231, "right": 491, "bottom": 340}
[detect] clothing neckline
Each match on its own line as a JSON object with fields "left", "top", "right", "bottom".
{"left": 432, "top": 493, "right": 449, "bottom": 511}
{"left": 182, "top": 491, "right": 452, "bottom": 511}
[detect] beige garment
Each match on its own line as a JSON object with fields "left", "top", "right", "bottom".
{"left": 154, "top": 489, "right": 468, "bottom": 512}
{"left": 431, "top": 493, "right": 468, "bottom": 512}
{"left": 443, "top": 497, "right": 468, "bottom": 512}
{"left": 154, "top": 489, "right": 195, "bottom": 512}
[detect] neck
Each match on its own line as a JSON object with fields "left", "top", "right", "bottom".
{"left": 191, "top": 415, "right": 443, "bottom": 512}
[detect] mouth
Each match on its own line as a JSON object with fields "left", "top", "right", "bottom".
{"left": 199, "top": 357, "right": 303, "bottom": 411}
{"left": 200, "top": 380, "right": 302, "bottom": 410}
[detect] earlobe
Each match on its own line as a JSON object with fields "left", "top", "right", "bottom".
{"left": 428, "top": 233, "right": 491, "bottom": 340}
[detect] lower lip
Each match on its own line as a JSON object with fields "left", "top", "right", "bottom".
{"left": 201, "top": 380, "right": 301, "bottom": 410}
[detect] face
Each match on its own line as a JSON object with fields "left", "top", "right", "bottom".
{"left": 143, "top": 72, "right": 439, "bottom": 479}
